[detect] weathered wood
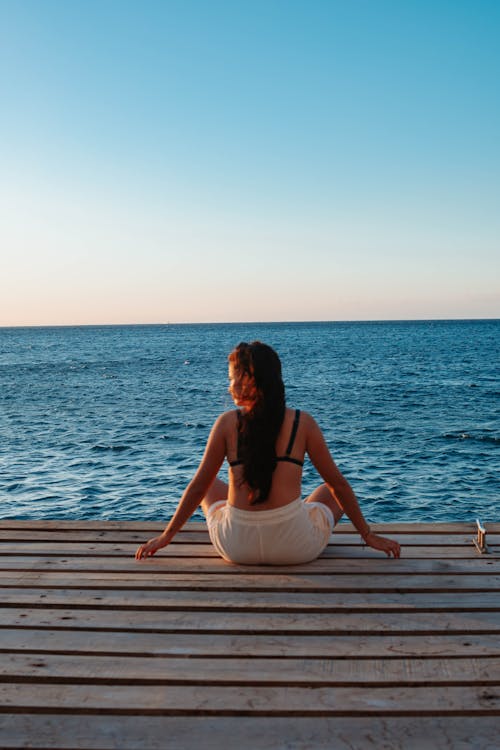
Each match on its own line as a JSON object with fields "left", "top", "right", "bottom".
{"left": 2, "top": 520, "right": 499, "bottom": 532}
{"left": 1, "top": 586, "right": 498, "bottom": 611}
{"left": 0, "top": 521, "right": 210, "bottom": 531}
{"left": 1, "top": 683, "right": 500, "bottom": 714}
{"left": 0, "top": 529, "right": 213, "bottom": 543}
{"left": 2, "top": 552, "right": 498, "bottom": 572}
{"left": 0, "top": 629, "right": 498, "bottom": 657}
{"left": 1, "top": 539, "right": 499, "bottom": 556}
{"left": 2, "top": 653, "right": 499, "bottom": 685}
{"left": 1, "top": 520, "right": 498, "bottom": 749}
{"left": 0, "top": 569, "right": 498, "bottom": 592}
{"left": 1, "top": 608, "right": 500, "bottom": 634}
{"left": 0, "top": 715, "right": 498, "bottom": 750}
{"left": 1, "top": 555, "right": 498, "bottom": 575}
{"left": 2, "top": 532, "right": 498, "bottom": 546}
{"left": 2, "top": 546, "right": 498, "bottom": 564}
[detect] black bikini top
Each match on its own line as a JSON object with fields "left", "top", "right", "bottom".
{"left": 229, "top": 409, "right": 303, "bottom": 468}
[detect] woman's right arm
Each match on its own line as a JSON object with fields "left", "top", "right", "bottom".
{"left": 305, "top": 413, "right": 401, "bottom": 558}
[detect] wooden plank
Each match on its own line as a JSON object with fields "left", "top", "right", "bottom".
{"left": 1, "top": 539, "right": 499, "bottom": 556}
{"left": 0, "top": 629, "right": 498, "bottom": 657}
{"left": 1, "top": 587, "right": 498, "bottom": 611}
{"left": 2, "top": 531, "right": 498, "bottom": 546}
{"left": 1, "top": 555, "right": 499, "bottom": 576}
{"left": 2, "top": 520, "right": 499, "bottom": 532}
{"left": 1, "top": 608, "right": 500, "bottom": 634}
{"left": 1, "top": 556, "right": 498, "bottom": 575}
{"left": 0, "top": 572, "right": 498, "bottom": 594}
{"left": 2, "top": 545, "right": 499, "bottom": 562}
{"left": 0, "top": 530, "right": 213, "bottom": 543}
{"left": 0, "top": 715, "right": 498, "bottom": 750}
{"left": 0, "top": 569, "right": 498, "bottom": 591}
{"left": 1, "top": 683, "right": 499, "bottom": 714}
{"left": 0, "top": 521, "right": 210, "bottom": 531}
{"left": 0, "top": 543, "right": 222, "bottom": 555}
{"left": 2, "top": 653, "right": 499, "bottom": 685}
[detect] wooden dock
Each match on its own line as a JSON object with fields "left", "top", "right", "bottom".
{"left": 0, "top": 520, "right": 499, "bottom": 749}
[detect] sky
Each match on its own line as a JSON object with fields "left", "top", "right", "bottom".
{"left": 1, "top": 0, "right": 499, "bottom": 326}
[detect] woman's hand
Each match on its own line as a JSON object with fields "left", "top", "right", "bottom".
{"left": 135, "top": 533, "right": 169, "bottom": 560}
{"left": 364, "top": 531, "right": 401, "bottom": 558}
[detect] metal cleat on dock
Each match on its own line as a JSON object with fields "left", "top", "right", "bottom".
{"left": 472, "top": 518, "right": 489, "bottom": 554}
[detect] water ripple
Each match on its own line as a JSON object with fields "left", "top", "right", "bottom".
{"left": 442, "top": 431, "right": 500, "bottom": 444}
{"left": 91, "top": 444, "right": 132, "bottom": 452}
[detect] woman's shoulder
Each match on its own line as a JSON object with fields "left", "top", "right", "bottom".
{"left": 214, "top": 409, "right": 240, "bottom": 428}
{"left": 208, "top": 411, "right": 239, "bottom": 443}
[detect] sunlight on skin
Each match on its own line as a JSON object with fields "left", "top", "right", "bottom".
{"left": 135, "top": 354, "right": 402, "bottom": 561}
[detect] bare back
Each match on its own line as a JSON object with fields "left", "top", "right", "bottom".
{"left": 225, "top": 407, "right": 306, "bottom": 510}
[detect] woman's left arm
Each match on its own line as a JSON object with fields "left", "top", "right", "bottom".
{"left": 135, "top": 415, "right": 227, "bottom": 560}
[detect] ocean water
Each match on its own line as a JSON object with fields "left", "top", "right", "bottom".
{"left": 0, "top": 320, "right": 498, "bottom": 524}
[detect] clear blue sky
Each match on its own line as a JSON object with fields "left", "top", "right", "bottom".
{"left": 1, "top": 0, "right": 499, "bottom": 325}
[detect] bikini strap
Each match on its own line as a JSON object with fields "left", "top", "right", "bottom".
{"left": 229, "top": 410, "right": 243, "bottom": 467}
{"left": 284, "top": 409, "right": 301, "bottom": 456}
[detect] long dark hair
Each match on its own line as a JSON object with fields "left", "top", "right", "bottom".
{"left": 228, "top": 341, "right": 286, "bottom": 504}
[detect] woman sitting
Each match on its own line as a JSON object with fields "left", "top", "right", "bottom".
{"left": 136, "top": 341, "right": 400, "bottom": 563}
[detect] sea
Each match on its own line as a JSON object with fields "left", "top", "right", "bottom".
{"left": 0, "top": 320, "right": 498, "bottom": 524}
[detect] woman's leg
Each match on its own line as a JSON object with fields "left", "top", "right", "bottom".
{"left": 305, "top": 483, "right": 344, "bottom": 525}
{"left": 200, "top": 477, "right": 229, "bottom": 517}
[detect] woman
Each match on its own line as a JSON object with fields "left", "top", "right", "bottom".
{"left": 136, "top": 341, "right": 401, "bottom": 563}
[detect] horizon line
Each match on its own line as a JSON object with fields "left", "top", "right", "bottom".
{"left": 1, "top": 316, "right": 499, "bottom": 330}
